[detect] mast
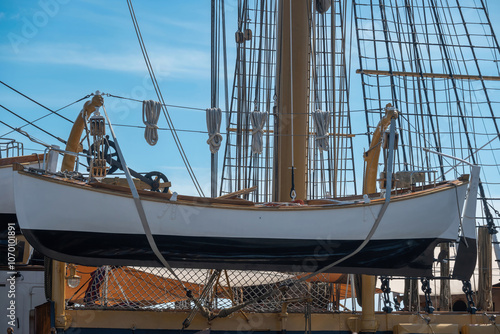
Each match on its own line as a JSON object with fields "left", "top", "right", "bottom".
{"left": 274, "top": 0, "right": 310, "bottom": 201}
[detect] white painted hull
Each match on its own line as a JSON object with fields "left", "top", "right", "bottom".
{"left": 14, "top": 171, "right": 469, "bottom": 276}
{"left": 0, "top": 162, "right": 43, "bottom": 215}
{"left": 0, "top": 153, "right": 56, "bottom": 219}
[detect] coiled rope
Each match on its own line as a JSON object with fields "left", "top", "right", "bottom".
{"left": 250, "top": 110, "right": 267, "bottom": 154}
{"left": 142, "top": 100, "right": 161, "bottom": 146}
{"left": 127, "top": 0, "right": 204, "bottom": 196}
{"left": 206, "top": 107, "right": 223, "bottom": 153}
{"left": 312, "top": 109, "right": 330, "bottom": 151}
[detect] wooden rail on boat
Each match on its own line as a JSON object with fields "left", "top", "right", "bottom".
{"left": 88, "top": 180, "right": 256, "bottom": 206}
{"left": 0, "top": 153, "right": 45, "bottom": 167}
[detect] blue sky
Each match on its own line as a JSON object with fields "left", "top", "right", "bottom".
{"left": 1, "top": 1, "right": 500, "bottom": 196}
{"left": 0, "top": 0, "right": 240, "bottom": 195}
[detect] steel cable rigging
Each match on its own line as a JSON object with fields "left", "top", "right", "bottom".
{"left": 126, "top": 0, "right": 204, "bottom": 197}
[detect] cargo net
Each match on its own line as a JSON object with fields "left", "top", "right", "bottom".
{"left": 66, "top": 266, "right": 354, "bottom": 313}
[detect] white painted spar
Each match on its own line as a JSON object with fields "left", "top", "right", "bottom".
{"left": 14, "top": 171, "right": 467, "bottom": 242}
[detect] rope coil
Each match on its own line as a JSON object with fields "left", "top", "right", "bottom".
{"left": 206, "top": 107, "right": 223, "bottom": 153}
{"left": 312, "top": 109, "right": 330, "bottom": 151}
{"left": 142, "top": 100, "right": 161, "bottom": 146}
{"left": 250, "top": 110, "right": 267, "bottom": 154}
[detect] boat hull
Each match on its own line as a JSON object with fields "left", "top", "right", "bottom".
{"left": 14, "top": 171, "right": 468, "bottom": 276}
{"left": 1, "top": 159, "right": 45, "bottom": 238}
{"left": 0, "top": 153, "right": 55, "bottom": 224}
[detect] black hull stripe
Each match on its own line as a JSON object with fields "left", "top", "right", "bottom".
{"left": 1, "top": 213, "right": 18, "bottom": 226}
{"left": 22, "top": 229, "right": 449, "bottom": 276}
{"left": 1, "top": 213, "right": 19, "bottom": 237}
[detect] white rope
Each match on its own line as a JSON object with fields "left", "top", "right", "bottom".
{"left": 206, "top": 107, "right": 223, "bottom": 153}
{"left": 250, "top": 110, "right": 268, "bottom": 154}
{"left": 142, "top": 100, "right": 161, "bottom": 146}
{"left": 312, "top": 109, "right": 330, "bottom": 151}
{"left": 127, "top": 0, "right": 204, "bottom": 196}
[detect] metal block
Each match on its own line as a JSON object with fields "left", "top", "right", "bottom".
{"left": 395, "top": 171, "right": 426, "bottom": 188}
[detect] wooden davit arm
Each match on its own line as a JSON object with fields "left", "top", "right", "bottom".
{"left": 61, "top": 94, "right": 104, "bottom": 172}
{"left": 363, "top": 103, "right": 398, "bottom": 194}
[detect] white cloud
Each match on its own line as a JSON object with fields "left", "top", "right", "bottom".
{"left": 0, "top": 42, "right": 210, "bottom": 79}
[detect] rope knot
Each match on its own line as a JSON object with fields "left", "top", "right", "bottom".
{"left": 144, "top": 122, "right": 159, "bottom": 130}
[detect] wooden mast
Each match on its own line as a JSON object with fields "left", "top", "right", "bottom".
{"left": 477, "top": 226, "right": 493, "bottom": 311}
{"left": 274, "top": 0, "right": 310, "bottom": 202}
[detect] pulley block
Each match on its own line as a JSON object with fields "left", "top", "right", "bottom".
{"left": 89, "top": 115, "right": 106, "bottom": 137}
{"left": 87, "top": 137, "right": 121, "bottom": 175}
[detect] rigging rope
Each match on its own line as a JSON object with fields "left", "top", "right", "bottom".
{"left": 142, "top": 100, "right": 161, "bottom": 146}
{"left": 0, "top": 119, "right": 50, "bottom": 148}
{"left": 0, "top": 94, "right": 91, "bottom": 139}
{"left": 0, "top": 80, "right": 74, "bottom": 123}
{"left": 107, "top": 92, "right": 374, "bottom": 115}
{"left": 206, "top": 107, "right": 223, "bottom": 153}
{"left": 105, "top": 93, "right": 205, "bottom": 111}
{"left": 126, "top": 0, "right": 204, "bottom": 196}
{"left": 0, "top": 104, "right": 67, "bottom": 144}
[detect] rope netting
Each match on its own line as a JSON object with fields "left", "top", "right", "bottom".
{"left": 221, "top": 0, "right": 278, "bottom": 202}
{"left": 308, "top": 0, "right": 358, "bottom": 199}
{"left": 66, "top": 266, "right": 353, "bottom": 313}
{"left": 221, "top": 0, "right": 359, "bottom": 202}
{"left": 354, "top": 0, "right": 500, "bottom": 228}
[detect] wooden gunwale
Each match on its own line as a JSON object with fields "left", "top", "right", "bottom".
{"left": 0, "top": 154, "right": 45, "bottom": 167}
{"left": 17, "top": 170, "right": 467, "bottom": 211}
